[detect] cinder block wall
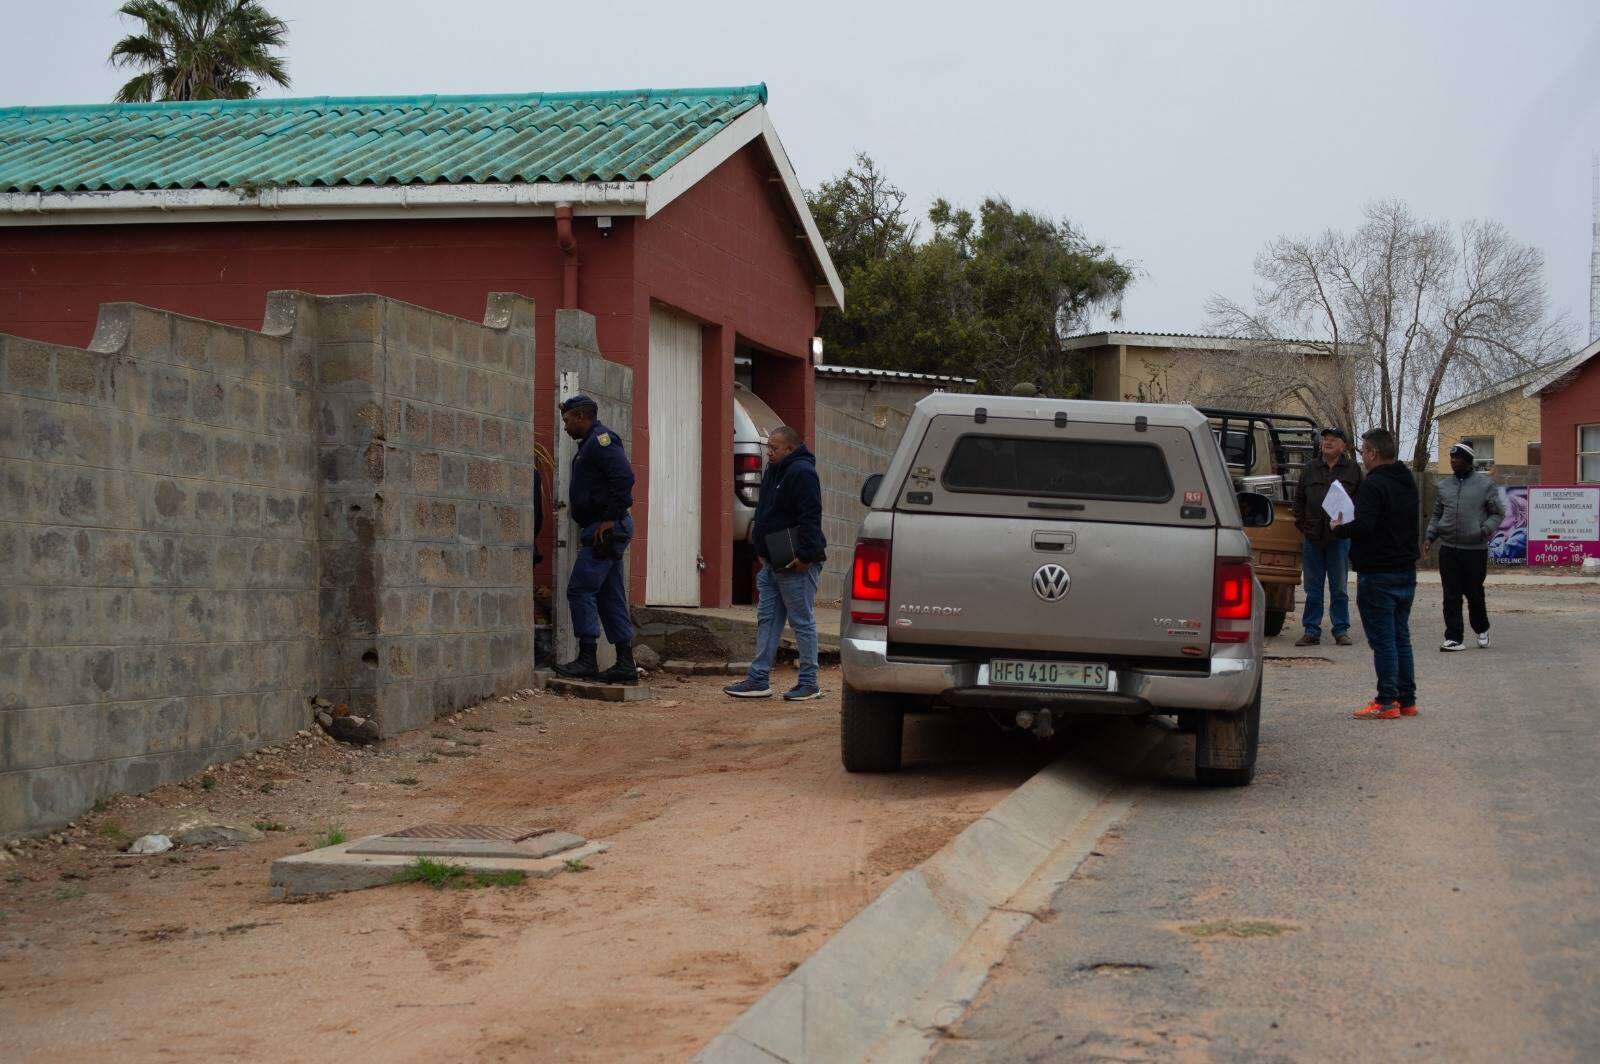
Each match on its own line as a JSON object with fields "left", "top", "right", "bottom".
{"left": 1, "top": 304, "right": 319, "bottom": 832}
{"left": 813, "top": 380, "right": 940, "bottom": 604}
{"left": 0, "top": 292, "right": 536, "bottom": 833}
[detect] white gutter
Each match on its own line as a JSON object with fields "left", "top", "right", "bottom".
{"left": 0, "top": 181, "right": 649, "bottom": 225}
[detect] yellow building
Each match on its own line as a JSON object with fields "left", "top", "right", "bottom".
{"left": 1432, "top": 369, "right": 1546, "bottom": 472}
{"left": 1062, "top": 331, "right": 1354, "bottom": 424}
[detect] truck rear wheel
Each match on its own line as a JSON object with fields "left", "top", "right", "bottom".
{"left": 1194, "top": 681, "right": 1260, "bottom": 787}
{"left": 841, "top": 684, "right": 904, "bottom": 773}
{"left": 1264, "top": 609, "right": 1287, "bottom": 637}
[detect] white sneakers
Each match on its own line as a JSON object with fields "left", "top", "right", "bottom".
{"left": 1478, "top": 633, "right": 1490, "bottom": 649}
{"left": 1440, "top": 635, "right": 1490, "bottom": 651}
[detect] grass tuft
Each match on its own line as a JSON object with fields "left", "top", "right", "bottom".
{"left": 200, "top": 774, "right": 217, "bottom": 791}
{"left": 392, "top": 777, "right": 419, "bottom": 787}
{"left": 393, "top": 858, "right": 527, "bottom": 890}
{"left": 1179, "top": 919, "right": 1296, "bottom": 939}
{"left": 463, "top": 723, "right": 495, "bottom": 733}
{"left": 258, "top": 781, "right": 274, "bottom": 795}
{"left": 253, "top": 821, "right": 286, "bottom": 832}
{"left": 313, "top": 826, "right": 347, "bottom": 848}
{"left": 563, "top": 857, "right": 590, "bottom": 873}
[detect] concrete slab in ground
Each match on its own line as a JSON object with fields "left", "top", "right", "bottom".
{"left": 543, "top": 677, "right": 657, "bottom": 702}
{"left": 346, "top": 830, "right": 585, "bottom": 860}
{"left": 269, "top": 838, "right": 609, "bottom": 897}
{"left": 662, "top": 661, "right": 753, "bottom": 676}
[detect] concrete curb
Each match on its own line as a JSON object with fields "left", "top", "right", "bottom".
{"left": 694, "top": 720, "right": 1176, "bottom": 1063}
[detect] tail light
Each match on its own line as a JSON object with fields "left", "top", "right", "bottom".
{"left": 850, "top": 538, "right": 891, "bottom": 625}
{"left": 734, "top": 452, "right": 762, "bottom": 506}
{"left": 1212, "top": 559, "right": 1254, "bottom": 644}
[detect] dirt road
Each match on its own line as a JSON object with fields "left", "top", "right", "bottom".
{"left": 0, "top": 668, "right": 1049, "bottom": 1062}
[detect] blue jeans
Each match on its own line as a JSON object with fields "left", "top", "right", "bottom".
{"left": 568, "top": 517, "right": 633, "bottom": 645}
{"left": 1300, "top": 538, "right": 1351, "bottom": 638}
{"left": 1355, "top": 571, "right": 1416, "bottom": 706}
{"left": 747, "top": 562, "right": 822, "bottom": 689}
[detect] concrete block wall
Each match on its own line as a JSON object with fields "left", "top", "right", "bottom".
{"left": 0, "top": 291, "right": 537, "bottom": 834}
{"left": 1, "top": 303, "right": 319, "bottom": 833}
{"left": 813, "top": 380, "right": 935, "bottom": 604}
{"left": 302, "top": 293, "right": 538, "bottom": 736}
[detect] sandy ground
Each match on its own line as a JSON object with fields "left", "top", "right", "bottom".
{"left": 0, "top": 666, "right": 1052, "bottom": 1063}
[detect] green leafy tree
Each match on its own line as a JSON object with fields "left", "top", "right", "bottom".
{"left": 109, "top": 0, "right": 290, "bottom": 103}
{"left": 807, "top": 155, "right": 1131, "bottom": 394}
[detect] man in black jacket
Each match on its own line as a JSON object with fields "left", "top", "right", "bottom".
{"left": 1292, "top": 427, "right": 1363, "bottom": 646}
{"left": 724, "top": 426, "right": 828, "bottom": 701}
{"left": 1332, "top": 428, "right": 1419, "bottom": 720}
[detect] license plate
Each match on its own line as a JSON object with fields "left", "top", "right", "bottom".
{"left": 987, "top": 660, "right": 1108, "bottom": 690}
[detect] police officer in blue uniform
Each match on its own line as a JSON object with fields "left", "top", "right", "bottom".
{"left": 554, "top": 395, "right": 640, "bottom": 684}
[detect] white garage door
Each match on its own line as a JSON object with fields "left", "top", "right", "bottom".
{"left": 646, "top": 306, "right": 703, "bottom": 606}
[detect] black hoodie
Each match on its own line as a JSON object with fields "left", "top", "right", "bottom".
{"left": 1333, "top": 461, "right": 1420, "bottom": 573}
{"left": 750, "top": 444, "right": 827, "bottom": 565}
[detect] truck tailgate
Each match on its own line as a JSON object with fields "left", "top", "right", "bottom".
{"left": 887, "top": 515, "right": 1217, "bottom": 659}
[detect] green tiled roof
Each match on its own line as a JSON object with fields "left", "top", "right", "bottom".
{"left": 0, "top": 84, "right": 766, "bottom": 194}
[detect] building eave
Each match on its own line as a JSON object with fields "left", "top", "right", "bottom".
{"left": 1522, "top": 337, "right": 1600, "bottom": 398}
{"left": 0, "top": 181, "right": 649, "bottom": 225}
{"left": 1059, "top": 331, "right": 1341, "bottom": 355}
{"left": 644, "top": 105, "right": 844, "bottom": 310}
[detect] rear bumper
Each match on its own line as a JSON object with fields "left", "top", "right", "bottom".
{"left": 841, "top": 636, "right": 1260, "bottom": 713}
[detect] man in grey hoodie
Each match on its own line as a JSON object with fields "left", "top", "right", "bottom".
{"left": 1425, "top": 442, "right": 1505, "bottom": 651}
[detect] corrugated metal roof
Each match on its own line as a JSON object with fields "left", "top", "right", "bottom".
{"left": 815, "top": 364, "right": 976, "bottom": 385}
{"left": 0, "top": 85, "right": 766, "bottom": 193}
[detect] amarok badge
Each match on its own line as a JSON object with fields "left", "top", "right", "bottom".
{"left": 597, "top": 433, "right": 611, "bottom": 447}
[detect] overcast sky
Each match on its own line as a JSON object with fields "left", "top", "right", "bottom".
{"left": 5, "top": 0, "right": 1600, "bottom": 344}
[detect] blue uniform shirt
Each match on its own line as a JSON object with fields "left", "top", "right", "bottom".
{"left": 569, "top": 420, "right": 635, "bottom": 526}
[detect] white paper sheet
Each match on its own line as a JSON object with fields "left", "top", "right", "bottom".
{"left": 1322, "top": 479, "right": 1356, "bottom": 526}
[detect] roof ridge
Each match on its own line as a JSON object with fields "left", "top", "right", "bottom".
{"left": 0, "top": 83, "right": 767, "bottom": 118}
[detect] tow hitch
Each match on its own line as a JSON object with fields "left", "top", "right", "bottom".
{"left": 1013, "top": 708, "right": 1055, "bottom": 740}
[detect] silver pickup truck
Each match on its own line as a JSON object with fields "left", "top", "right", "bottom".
{"left": 841, "top": 394, "right": 1274, "bottom": 786}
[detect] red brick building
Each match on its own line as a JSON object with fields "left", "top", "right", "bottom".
{"left": 1524, "top": 337, "right": 1600, "bottom": 484}
{"left": 0, "top": 85, "right": 843, "bottom": 607}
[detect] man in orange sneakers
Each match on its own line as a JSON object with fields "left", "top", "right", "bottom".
{"left": 1331, "top": 428, "right": 1420, "bottom": 719}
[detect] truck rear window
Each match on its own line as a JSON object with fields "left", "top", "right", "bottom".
{"left": 941, "top": 435, "right": 1175, "bottom": 502}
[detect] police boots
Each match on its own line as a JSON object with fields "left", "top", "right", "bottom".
{"left": 596, "top": 642, "right": 640, "bottom": 686}
{"left": 553, "top": 639, "right": 599, "bottom": 680}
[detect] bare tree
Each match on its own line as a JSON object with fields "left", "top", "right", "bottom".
{"left": 1208, "top": 200, "right": 1570, "bottom": 471}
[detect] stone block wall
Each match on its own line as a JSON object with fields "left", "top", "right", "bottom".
{"left": 0, "top": 292, "right": 536, "bottom": 833}
{"left": 813, "top": 379, "right": 936, "bottom": 603}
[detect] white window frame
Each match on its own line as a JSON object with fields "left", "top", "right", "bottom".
{"left": 1460, "top": 435, "right": 1495, "bottom": 471}
{"left": 1579, "top": 424, "right": 1600, "bottom": 484}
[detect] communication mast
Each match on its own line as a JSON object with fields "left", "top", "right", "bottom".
{"left": 1592, "top": 154, "right": 1599, "bottom": 341}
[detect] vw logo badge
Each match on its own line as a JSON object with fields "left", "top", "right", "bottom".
{"left": 1033, "top": 563, "right": 1071, "bottom": 602}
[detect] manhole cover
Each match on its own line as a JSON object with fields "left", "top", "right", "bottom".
{"left": 347, "top": 823, "right": 585, "bottom": 861}
{"left": 385, "top": 824, "right": 553, "bottom": 842}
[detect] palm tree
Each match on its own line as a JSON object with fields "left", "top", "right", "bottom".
{"left": 109, "top": 0, "right": 290, "bottom": 103}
